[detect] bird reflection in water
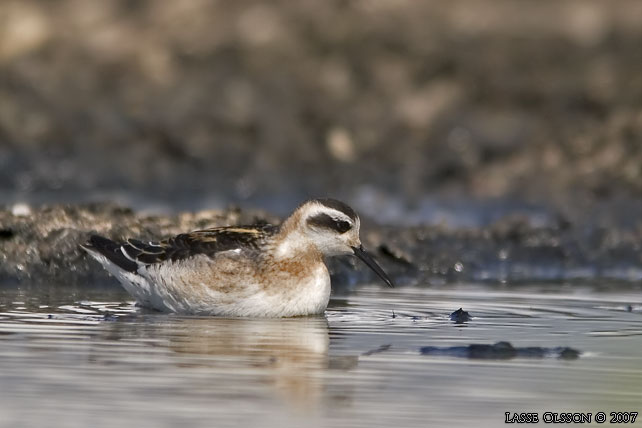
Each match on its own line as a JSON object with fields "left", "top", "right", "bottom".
{"left": 101, "top": 315, "right": 357, "bottom": 409}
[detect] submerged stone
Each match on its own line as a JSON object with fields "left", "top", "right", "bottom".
{"left": 449, "top": 308, "right": 471, "bottom": 323}
{"left": 419, "top": 341, "right": 581, "bottom": 360}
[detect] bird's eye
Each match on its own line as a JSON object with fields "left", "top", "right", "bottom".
{"left": 333, "top": 219, "right": 352, "bottom": 233}
{"left": 307, "top": 213, "right": 352, "bottom": 234}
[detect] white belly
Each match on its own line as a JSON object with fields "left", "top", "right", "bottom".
{"left": 140, "top": 257, "right": 332, "bottom": 317}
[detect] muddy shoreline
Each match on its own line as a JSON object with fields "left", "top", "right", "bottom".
{"left": 2, "top": 203, "right": 641, "bottom": 289}
{"left": 2, "top": 2, "right": 642, "bottom": 289}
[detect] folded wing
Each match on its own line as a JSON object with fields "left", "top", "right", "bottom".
{"left": 84, "top": 224, "right": 279, "bottom": 272}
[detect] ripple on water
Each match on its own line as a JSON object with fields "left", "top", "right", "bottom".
{"left": 0, "top": 284, "right": 641, "bottom": 428}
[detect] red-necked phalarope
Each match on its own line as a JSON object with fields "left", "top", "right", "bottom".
{"left": 82, "top": 198, "right": 394, "bottom": 317}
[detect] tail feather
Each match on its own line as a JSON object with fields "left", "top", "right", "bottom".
{"left": 82, "top": 234, "right": 156, "bottom": 307}
{"left": 81, "top": 235, "right": 138, "bottom": 273}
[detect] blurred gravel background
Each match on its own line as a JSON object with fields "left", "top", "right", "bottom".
{"left": 1, "top": 1, "right": 641, "bottom": 217}
{"left": 1, "top": 1, "right": 642, "bottom": 287}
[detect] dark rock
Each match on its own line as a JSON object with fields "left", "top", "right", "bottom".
{"left": 419, "top": 342, "right": 581, "bottom": 360}
{"left": 557, "top": 348, "right": 581, "bottom": 360}
{"left": 450, "top": 308, "right": 471, "bottom": 323}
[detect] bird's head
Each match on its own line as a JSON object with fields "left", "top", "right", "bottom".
{"left": 284, "top": 198, "right": 394, "bottom": 287}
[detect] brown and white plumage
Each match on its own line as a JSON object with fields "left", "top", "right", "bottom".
{"left": 82, "top": 198, "right": 393, "bottom": 317}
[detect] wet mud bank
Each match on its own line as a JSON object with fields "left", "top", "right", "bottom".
{"left": 1, "top": 203, "right": 641, "bottom": 289}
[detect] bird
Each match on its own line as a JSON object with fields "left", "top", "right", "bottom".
{"left": 81, "top": 198, "right": 394, "bottom": 317}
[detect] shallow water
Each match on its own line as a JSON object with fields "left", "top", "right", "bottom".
{"left": 1, "top": 283, "right": 641, "bottom": 428}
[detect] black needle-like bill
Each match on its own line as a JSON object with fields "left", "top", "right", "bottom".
{"left": 351, "top": 245, "right": 395, "bottom": 288}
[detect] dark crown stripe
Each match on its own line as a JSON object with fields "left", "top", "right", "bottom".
{"left": 307, "top": 213, "right": 352, "bottom": 233}
{"left": 313, "top": 198, "right": 358, "bottom": 221}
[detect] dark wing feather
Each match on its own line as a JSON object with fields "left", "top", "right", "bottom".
{"left": 119, "top": 224, "right": 279, "bottom": 265}
{"left": 84, "top": 235, "right": 139, "bottom": 273}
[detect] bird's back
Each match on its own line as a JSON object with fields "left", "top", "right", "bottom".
{"left": 82, "top": 225, "right": 288, "bottom": 313}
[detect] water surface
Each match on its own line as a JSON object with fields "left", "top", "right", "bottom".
{"left": 1, "top": 284, "right": 641, "bottom": 427}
